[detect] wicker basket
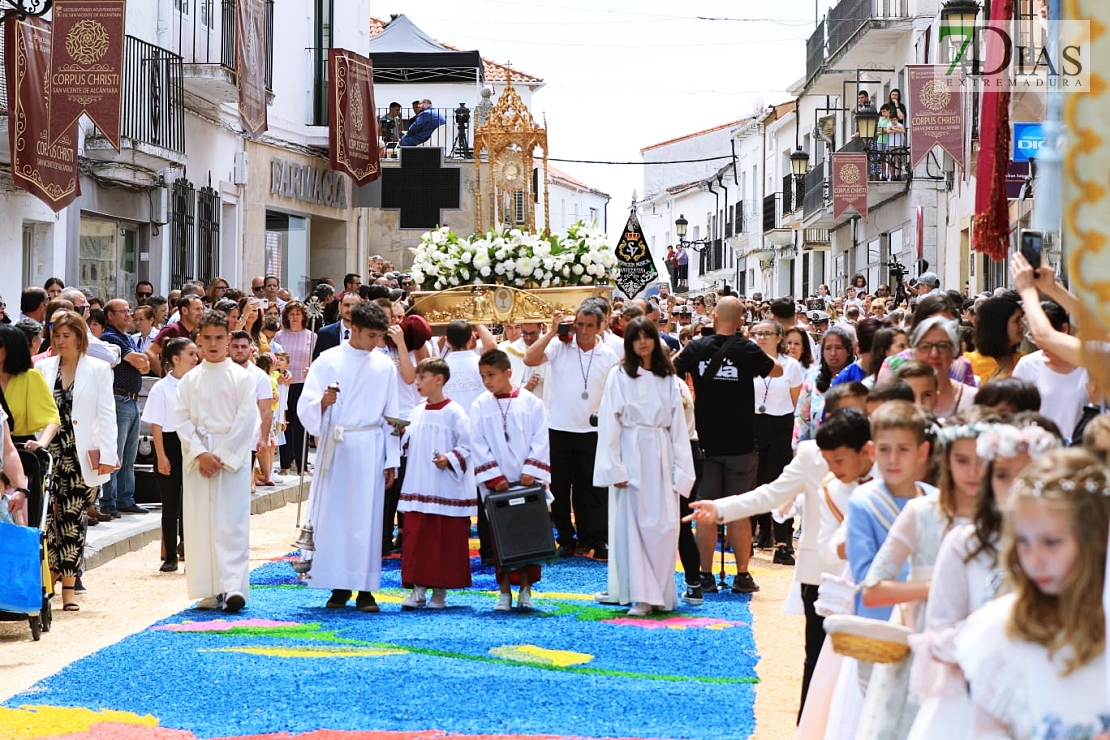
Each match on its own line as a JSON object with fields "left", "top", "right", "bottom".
{"left": 829, "top": 632, "right": 910, "bottom": 664}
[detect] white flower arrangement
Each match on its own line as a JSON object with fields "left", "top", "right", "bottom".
{"left": 409, "top": 222, "right": 619, "bottom": 292}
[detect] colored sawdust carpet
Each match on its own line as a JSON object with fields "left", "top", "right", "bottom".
{"left": 2, "top": 552, "right": 760, "bottom": 739}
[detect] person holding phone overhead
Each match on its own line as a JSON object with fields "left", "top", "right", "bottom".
{"left": 35, "top": 310, "right": 119, "bottom": 612}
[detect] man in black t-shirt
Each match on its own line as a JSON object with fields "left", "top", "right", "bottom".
{"left": 673, "top": 296, "right": 782, "bottom": 594}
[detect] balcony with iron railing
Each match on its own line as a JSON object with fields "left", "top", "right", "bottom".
{"left": 838, "top": 133, "right": 910, "bottom": 182}
{"left": 804, "top": 0, "right": 910, "bottom": 91}
{"left": 87, "top": 35, "right": 186, "bottom": 158}
{"left": 377, "top": 107, "right": 475, "bottom": 161}
{"left": 803, "top": 160, "right": 826, "bottom": 218}
{"left": 783, "top": 174, "right": 799, "bottom": 213}
{"left": 700, "top": 239, "right": 726, "bottom": 275}
{"left": 85, "top": 36, "right": 187, "bottom": 175}
{"left": 806, "top": 20, "right": 826, "bottom": 84}
{"left": 173, "top": 0, "right": 274, "bottom": 112}
{"left": 763, "top": 193, "right": 780, "bottom": 233}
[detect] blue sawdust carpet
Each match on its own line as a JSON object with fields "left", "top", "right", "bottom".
{"left": 2, "top": 551, "right": 761, "bottom": 740}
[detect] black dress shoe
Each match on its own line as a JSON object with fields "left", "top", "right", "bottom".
{"left": 557, "top": 544, "right": 577, "bottom": 558}
{"left": 591, "top": 544, "right": 609, "bottom": 561}
{"left": 773, "top": 545, "right": 796, "bottom": 566}
{"left": 355, "top": 592, "right": 380, "bottom": 613}
{"left": 159, "top": 560, "right": 178, "bottom": 572}
{"left": 118, "top": 504, "right": 149, "bottom": 515}
{"left": 326, "top": 589, "right": 352, "bottom": 608}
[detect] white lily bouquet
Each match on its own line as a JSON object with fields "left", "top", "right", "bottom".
{"left": 409, "top": 222, "right": 620, "bottom": 292}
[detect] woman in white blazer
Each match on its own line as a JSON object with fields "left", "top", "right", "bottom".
{"left": 35, "top": 310, "right": 118, "bottom": 611}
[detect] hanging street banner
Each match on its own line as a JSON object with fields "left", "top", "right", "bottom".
{"left": 614, "top": 211, "right": 658, "bottom": 298}
{"left": 328, "top": 48, "right": 381, "bottom": 186}
{"left": 236, "top": 0, "right": 268, "bottom": 139}
{"left": 48, "top": 0, "right": 126, "bottom": 151}
{"left": 907, "top": 65, "right": 965, "bottom": 170}
{"left": 832, "top": 152, "right": 869, "bottom": 222}
{"left": 6, "top": 18, "right": 81, "bottom": 212}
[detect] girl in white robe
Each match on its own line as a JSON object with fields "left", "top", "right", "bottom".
{"left": 593, "top": 318, "right": 695, "bottom": 616}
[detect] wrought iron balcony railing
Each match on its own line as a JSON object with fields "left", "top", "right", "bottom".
{"left": 377, "top": 107, "right": 475, "bottom": 160}
{"left": 175, "top": 0, "right": 273, "bottom": 91}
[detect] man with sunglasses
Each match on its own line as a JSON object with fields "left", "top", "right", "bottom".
{"left": 135, "top": 281, "right": 154, "bottom": 306}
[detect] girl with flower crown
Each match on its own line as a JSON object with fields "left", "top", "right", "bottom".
{"left": 906, "top": 414, "right": 1063, "bottom": 739}
{"left": 955, "top": 448, "right": 1110, "bottom": 739}
{"left": 852, "top": 409, "right": 988, "bottom": 739}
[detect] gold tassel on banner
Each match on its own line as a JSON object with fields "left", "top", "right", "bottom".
{"left": 1063, "top": 0, "right": 1110, "bottom": 400}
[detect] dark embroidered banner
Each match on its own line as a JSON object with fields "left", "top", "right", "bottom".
{"left": 236, "top": 0, "right": 268, "bottom": 139}
{"left": 328, "top": 48, "right": 381, "bottom": 185}
{"left": 907, "top": 65, "right": 965, "bottom": 170}
{"left": 48, "top": 0, "right": 126, "bottom": 151}
{"left": 832, "top": 152, "right": 869, "bottom": 222}
{"left": 6, "top": 17, "right": 81, "bottom": 212}
{"left": 615, "top": 211, "right": 658, "bottom": 298}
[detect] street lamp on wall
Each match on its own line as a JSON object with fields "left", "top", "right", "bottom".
{"left": 940, "top": 0, "right": 980, "bottom": 28}
{"left": 790, "top": 147, "right": 810, "bottom": 180}
{"left": 855, "top": 107, "right": 880, "bottom": 145}
{"left": 675, "top": 214, "right": 710, "bottom": 252}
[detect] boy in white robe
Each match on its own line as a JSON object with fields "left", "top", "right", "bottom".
{"left": 470, "top": 349, "right": 551, "bottom": 611}
{"left": 175, "top": 311, "right": 261, "bottom": 613}
{"left": 297, "top": 302, "right": 400, "bottom": 613}
{"left": 398, "top": 358, "right": 476, "bottom": 610}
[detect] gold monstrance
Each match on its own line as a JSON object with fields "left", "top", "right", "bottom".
{"left": 473, "top": 82, "right": 550, "bottom": 235}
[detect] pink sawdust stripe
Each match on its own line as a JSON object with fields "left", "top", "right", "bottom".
{"left": 47, "top": 728, "right": 661, "bottom": 740}
{"left": 151, "top": 619, "right": 301, "bottom": 632}
{"left": 602, "top": 616, "right": 747, "bottom": 629}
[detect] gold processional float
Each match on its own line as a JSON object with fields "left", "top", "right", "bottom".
{"left": 407, "top": 82, "right": 615, "bottom": 326}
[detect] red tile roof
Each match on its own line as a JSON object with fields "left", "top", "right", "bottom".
{"left": 640, "top": 118, "right": 753, "bottom": 153}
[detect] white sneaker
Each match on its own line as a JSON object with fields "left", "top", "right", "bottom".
{"left": 517, "top": 587, "right": 533, "bottom": 610}
{"left": 196, "top": 595, "right": 223, "bottom": 610}
{"left": 428, "top": 588, "right": 447, "bottom": 609}
{"left": 626, "top": 602, "right": 652, "bottom": 617}
{"left": 494, "top": 592, "right": 512, "bottom": 611}
{"left": 401, "top": 586, "right": 427, "bottom": 610}
{"left": 594, "top": 590, "right": 619, "bottom": 605}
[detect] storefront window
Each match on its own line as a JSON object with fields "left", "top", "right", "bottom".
{"left": 79, "top": 216, "right": 138, "bottom": 302}
{"left": 265, "top": 211, "right": 309, "bottom": 297}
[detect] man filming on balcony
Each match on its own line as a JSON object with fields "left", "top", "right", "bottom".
{"left": 401, "top": 99, "right": 446, "bottom": 147}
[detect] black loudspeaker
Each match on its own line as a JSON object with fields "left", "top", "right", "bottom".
{"left": 134, "top": 468, "right": 158, "bottom": 505}
{"left": 484, "top": 484, "right": 556, "bottom": 570}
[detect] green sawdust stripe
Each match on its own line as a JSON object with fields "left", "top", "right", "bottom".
{"left": 356, "top": 641, "right": 759, "bottom": 684}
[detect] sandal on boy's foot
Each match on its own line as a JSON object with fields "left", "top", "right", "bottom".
{"left": 223, "top": 592, "right": 246, "bottom": 613}
{"left": 355, "top": 592, "right": 380, "bottom": 613}
{"left": 326, "top": 589, "right": 352, "bottom": 608}
{"left": 61, "top": 585, "right": 80, "bottom": 612}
